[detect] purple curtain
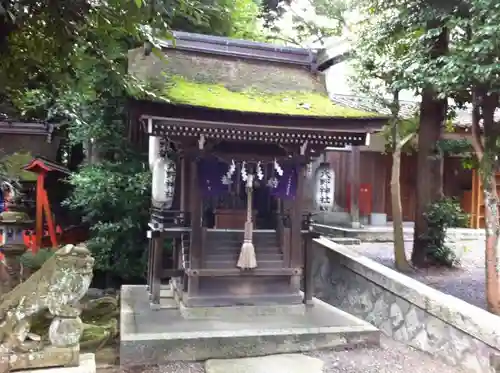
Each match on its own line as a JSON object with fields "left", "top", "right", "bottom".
{"left": 197, "top": 157, "right": 233, "bottom": 196}
{"left": 270, "top": 162, "right": 298, "bottom": 200}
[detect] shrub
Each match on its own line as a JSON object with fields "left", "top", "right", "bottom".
{"left": 422, "top": 197, "right": 469, "bottom": 267}
{"left": 64, "top": 158, "right": 151, "bottom": 281}
{"left": 20, "top": 248, "right": 55, "bottom": 271}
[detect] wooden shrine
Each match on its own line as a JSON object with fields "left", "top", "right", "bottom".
{"left": 127, "top": 31, "right": 387, "bottom": 310}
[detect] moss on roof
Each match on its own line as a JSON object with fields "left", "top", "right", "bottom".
{"left": 159, "top": 76, "right": 380, "bottom": 118}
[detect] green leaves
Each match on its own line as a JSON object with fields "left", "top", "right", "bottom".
{"left": 65, "top": 159, "right": 151, "bottom": 278}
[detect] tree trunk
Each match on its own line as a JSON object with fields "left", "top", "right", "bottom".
{"left": 474, "top": 90, "right": 500, "bottom": 314}
{"left": 390, "top": 90, "right": 411, "bottom": 271}
{"left": 392, "top": 142, "right": 411, "bottom": 271}
{"left": 411, "top": 23, "right": 448, "bottom": 268}
{"left": 411, "top": 86, "right": 445, "bottom": 267}
{"left": 483, "top": 173, "right": 500, "bottom": 313}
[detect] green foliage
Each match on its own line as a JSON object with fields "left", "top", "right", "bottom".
{"left": 348, "top": 4, "right": 418, "bottom": 153}
{"left": 436, "top": 138, "right": 473, "bottom": 155}
{"left": 0, "top": 152, "right": 37, "bottom": 182}
{"left": 169, "top": 0, "right": 267, "bottom": 40}
{"left": 9, "top": 2, "right": 157, "bottom": 281}
{"left": 436, "top": 138, "right": 478, "bottom": 169}
{"left": 264, "top": 0, "right": 352, "bottom": 46}
{"left": 421, "top": 197, "right": 469, "bottom": 267}
{"left": 229, "top": 0, "right": 267, "bottom": 40}
{"left": 2, "top": 0, "right": 269, "bottom": 282}
{"left": 64, "top": 160, "right": 151, "bottom": 279}
{"left": 19, "top": 248, "right": 55, "bottom": 271}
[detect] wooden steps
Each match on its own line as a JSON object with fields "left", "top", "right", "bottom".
{"left": 203, "top": 230, "right": 283, "bottom": 269}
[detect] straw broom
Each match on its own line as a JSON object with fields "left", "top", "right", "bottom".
{"left": 237, "top": 175, "right": 257, "bottom": 269}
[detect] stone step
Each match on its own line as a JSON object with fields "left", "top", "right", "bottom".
{"left": 207, "top": 246, "right": 281, "bottom": 253}
{"left": 120, "top": 285, "right": 381, "bottom": 367}
{"left": 160, "top": 286, "right": 173, "bottom": 298}
{"left": 206, "top": 232, "right": 278, "bottom": 242}
{"left": 204, "top": 259, "right": 283, "bottom": 269}
{"left": 206, "top": 240, "right": 280, "bottom": 248}
{"left": 329, "top": 237, "right": 361, "bottom": 245}
{"left": 206, "top": 237, "right": 280, "bottom": 246}
{"left": 206, "top": 252, "right": 282, "bottom": 260}
{"left": 150, "top": 297, "right": 178, "bottom": 310}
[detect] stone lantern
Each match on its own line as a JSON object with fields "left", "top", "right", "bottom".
{"left": 0, "top": 210, "right": 33, "bottom": 290}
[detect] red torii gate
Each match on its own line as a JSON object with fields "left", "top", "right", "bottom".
{"left": 23, "top": 157, "right": 70, "bottom": 252}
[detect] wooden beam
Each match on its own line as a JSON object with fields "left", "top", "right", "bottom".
{"left": 187, "top": 156, "right": 201, "bottom": 297}
{"left": 290, "top": 165, "right": 305, "bottom": 267}
{"left": 35, "top": 173, "right": 44, "bottom": 251}
{"left": 179, "top": 157, "right": 185, "bottom": 212}
{"left": 302, "top": 231, "right": 320, "bottom": 306}
{"left": 161, "top": 269, "right": 185, "bottom": 279}
{"left": 350, "top": 146, "right": 361, "bottom": 228}
{"left": 147, "top": 236, "right": 153, "bottom": 292}
{"left": 150, "top": 235, "right": 164, "bottom": 304}
{"left": 172, "top": 237, "right": 180, "bottom": 274}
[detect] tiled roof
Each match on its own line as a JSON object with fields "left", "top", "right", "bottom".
{"left": 329, "top": 94, "right": 500, "bottom": 128}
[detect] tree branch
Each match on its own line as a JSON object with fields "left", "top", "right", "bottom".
{"left": 400, "top": 132, "right": 416, "bottom": 147}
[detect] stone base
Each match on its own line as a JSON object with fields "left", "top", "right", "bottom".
{"left": 17, "top": 353, "right": 95, "bottom": 373}
{"left": 120, "top": 285, "right": 380, "bottom": 367}
{"left": 4, "top": 345, "right": 81, "bottom": 372}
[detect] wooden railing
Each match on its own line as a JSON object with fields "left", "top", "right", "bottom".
{"left": 150, "top": 208, "right": 191, "bottom": 227}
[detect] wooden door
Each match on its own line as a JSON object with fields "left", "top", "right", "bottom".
{"left": 385, "top": 182, "right": 415, "bottom": 221}
{"left": 385, "top": 154, "right": 417, "bottom": 222}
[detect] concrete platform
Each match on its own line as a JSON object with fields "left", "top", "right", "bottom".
{"left": 120, "top": 285, "right": 380, "bottom": 367}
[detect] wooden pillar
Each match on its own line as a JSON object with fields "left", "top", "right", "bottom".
{"left": 35, "top": 173, "right": 45, "bottom": 250}
{"left": 350, "top": 146, "right": 361, "bottom": 228}
{"left": 187, "top": 156, "right": 202, "bottom": 298}
{"left": 147, "top": 235, "right": 153, "bottom": 293}
{"left": 303, "top": 232, "right": 318, "bottom": 306}
{"left": 150, "top": 235, "right": 164, "bottom": 305}
{"left": 180, "top": 156, "right": 186, "bottom": 212}
{"left": 290, "top": 165, "right": 305, "bottom": 267}
{"left": 172, "top": 237, "right": 180, "bottom": 274}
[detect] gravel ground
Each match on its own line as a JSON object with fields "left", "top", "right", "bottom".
{"left": 346, "top": 239, "right": 487, "bottom": 309}
{"left": 99, "top": 336, "right": 466, "bottom": 373}
{"left": 99, "top": 239, "right": 480, "bottom": 373}
{"left": 308, "top": 335, "right": 467, "bottom": 373}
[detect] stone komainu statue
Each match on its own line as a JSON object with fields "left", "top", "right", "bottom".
{"left": 0, "top": 243, "right": 95, "bottom": 372}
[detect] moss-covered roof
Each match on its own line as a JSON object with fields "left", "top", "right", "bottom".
{"left": 158, "top": 76, "right": 380, "bottom": 118}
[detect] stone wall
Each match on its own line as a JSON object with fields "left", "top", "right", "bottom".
{"left": 312, "top": 222, "right": 485, "bottom": 243}
{"left": 312, "top": 237, "right": 500, "bottom": 373}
